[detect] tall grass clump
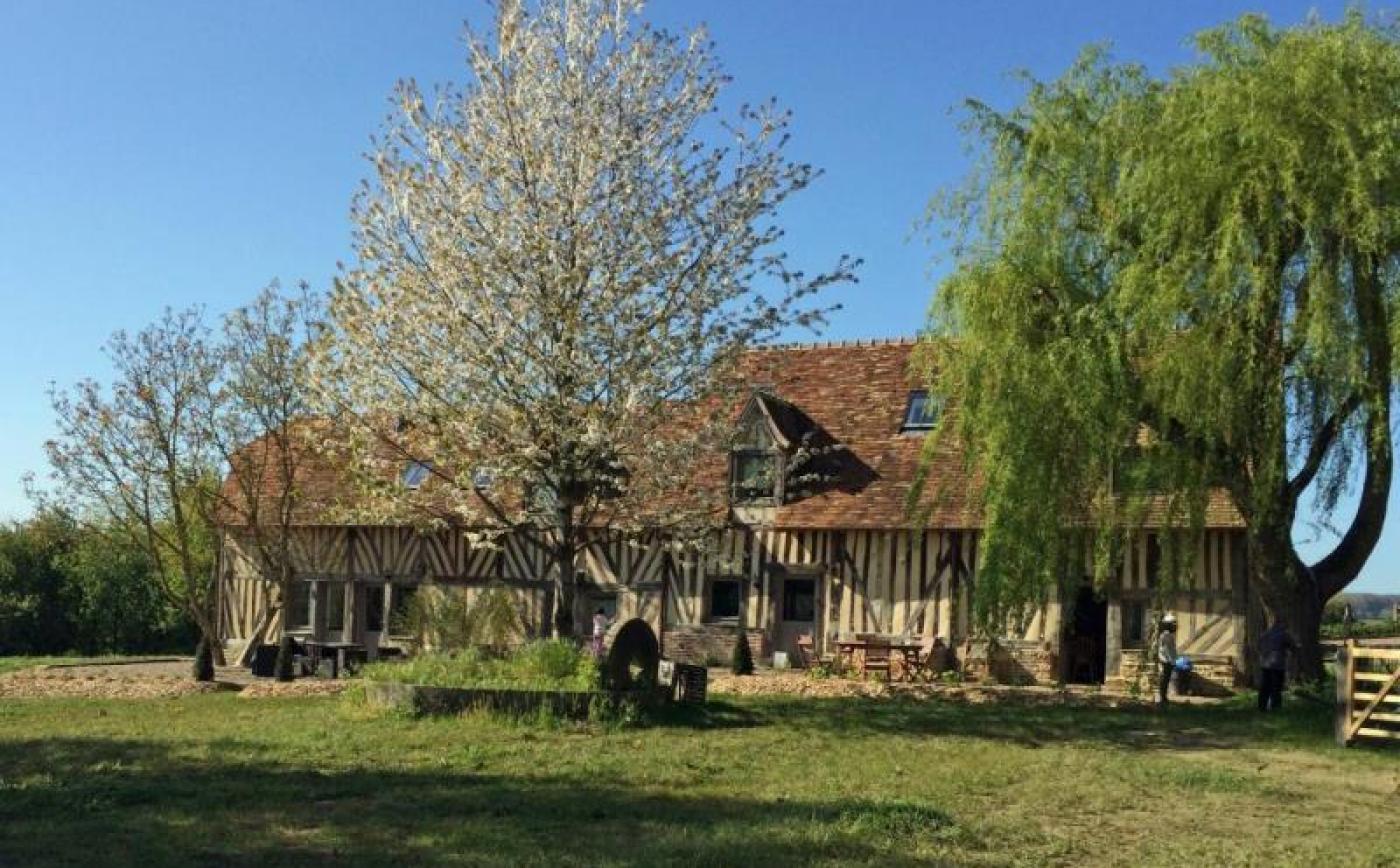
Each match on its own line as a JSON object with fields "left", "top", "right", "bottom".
{"left": 362, "top": 640, "right": 599, "bottom": 692}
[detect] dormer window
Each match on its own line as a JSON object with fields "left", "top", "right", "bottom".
{"left": 902, "top": 390, "right": 938, "bottom": 432}
{"left": 731, "top": 405, "right": 781, "bottom": 504}
{"left": 731, "top": 450, "right": 778, "bottom": 502}
{"left": 402, "top": 460, "right": 433, "bottom": 490}
{"left": 472, "top": 467, "right": 495, "bottom": 490}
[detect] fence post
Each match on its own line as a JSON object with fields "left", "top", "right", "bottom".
{"left": 1334, "top": 640, "right": 1353, "bottom": 747}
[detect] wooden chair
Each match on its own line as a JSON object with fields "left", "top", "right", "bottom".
{"left": 903, "top": 636, "right": 937, "bottom": 682}
{"left": 862, "top": 638, "right": 892, "bottom": 681}
{"left": 796, "top": 635, "right": 817, "bottom": 670}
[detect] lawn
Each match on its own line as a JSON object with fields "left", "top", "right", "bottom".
{"left": 0, "top": 690, "right": 1394, "bottom": 867}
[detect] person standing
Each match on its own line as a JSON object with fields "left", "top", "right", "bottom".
{"left": 1257, "top": 618, "right": 1296, "bottom": 712}
{"left": 591, "top": 607, "right": 610, "bottom": 659}
{"left": 1156, "top": 613, "right": 1178, "bottom": 707}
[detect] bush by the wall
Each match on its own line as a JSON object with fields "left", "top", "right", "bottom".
{"left": 731, "top": 630, "right": 754, "bottom": 675}
{"left": 193, "top": 637, "right": 215, "bottom": 682}
{"left": 362, "top": 640, "right": 599, "bottom": 692}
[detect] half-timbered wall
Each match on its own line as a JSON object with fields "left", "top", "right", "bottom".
{"left": 219, "top": 525, "right": 673, "bottom": 643}
{"left": 220, "top": 522, "right": 1248, "bottom": 688}
{"left": 660, "top": 527, "right": 976, "bottom": 658}
{"left": 1113, "top": 529, "right": 1245, "bottom": 659}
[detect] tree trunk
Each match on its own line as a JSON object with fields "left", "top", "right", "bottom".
{"left": 552, "top": 505, "right": 576, "bottom": 639}
{"left": 271, "top": 567, "right": 295, "bottom": 679}
{"left": 1281, "top": 591, "right": 1324, "bottom": 683}
{"left": 1249, "top": 524, "right": 1326, "bottom": 683}
{"left": 190, "top": 608, "right": 227, "bottom": 667}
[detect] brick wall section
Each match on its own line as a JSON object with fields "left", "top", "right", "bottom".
{"left": 663, "top": 624, "right": 768, "bottom": 666}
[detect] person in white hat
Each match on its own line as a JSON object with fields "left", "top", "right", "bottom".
{"left": 1156, "top": 613, "right": 1178, "bottom": 706}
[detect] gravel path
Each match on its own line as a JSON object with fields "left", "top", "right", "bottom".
{"left": 0, "top": 659, "right": 349, "bottom": 699}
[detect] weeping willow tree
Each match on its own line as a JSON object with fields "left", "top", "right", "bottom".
{"left": 918, "top": 12, "right": 1400, "bottom": 679}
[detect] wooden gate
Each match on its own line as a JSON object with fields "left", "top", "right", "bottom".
{"left": 1335, "top": 640, "right": 1400, "bottom": 746}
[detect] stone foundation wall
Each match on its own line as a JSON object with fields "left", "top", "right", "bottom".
{"left": 662, "top": 624, "right": 768, "bottom": 666}
{"left": 1113, "top": 649, "right": 1238, "bottom": 696}
{"left": 961, "top": 639, "right": 1058, "bottom": 686}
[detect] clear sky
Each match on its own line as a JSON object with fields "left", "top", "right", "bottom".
{"left": 1, "top": 1, "right": 1393, "bottom": 593}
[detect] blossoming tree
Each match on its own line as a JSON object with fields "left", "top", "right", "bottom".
{"left": 315, "top": 0, "right": 855, "bottom": 637}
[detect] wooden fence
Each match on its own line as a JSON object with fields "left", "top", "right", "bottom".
{"left": 1335, "top": 640, "right": 1400, "bottom": 747}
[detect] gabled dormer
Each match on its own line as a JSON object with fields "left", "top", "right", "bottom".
{"left": 730, "top": 391, "right": 788, "bottom": 505}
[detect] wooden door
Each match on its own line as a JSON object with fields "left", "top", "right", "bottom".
{"left": 775, "top": 576, "right": 817, "bottom": 666}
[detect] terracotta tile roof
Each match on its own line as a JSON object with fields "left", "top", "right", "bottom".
{"left": 220, "top": 338, "right": 1244, "bottom": 531}
{"left": 741, "top": 339, "right": 1241, "bottom": 529}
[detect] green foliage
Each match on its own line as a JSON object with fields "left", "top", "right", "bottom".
{"left": 1319, "top": 619, "right": 1400, "bottom": 640}
{"left": 0, "top": 511, "right": 192, "bottom": 656}
{"left": 361, "top": 640, "right": 599, "bottom": 692}
{"left": 731, "top": 630, "right": 755, "bottom": 675}
{"left": 918, "top": 11, "right": 1400, "bottom": 631}
{"left": 390, "top": 584, "right": 525, "bottom": 655}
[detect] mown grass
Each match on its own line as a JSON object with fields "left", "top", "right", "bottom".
{"left": 0, "top": 690, "right": 1394, "bottom": 867}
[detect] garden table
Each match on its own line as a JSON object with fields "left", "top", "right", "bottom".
{"left": 835, "top": 637, "right": 926, "bottom": 680}
{"left": 302, "top": 640, "right": 365, "bottom": 678}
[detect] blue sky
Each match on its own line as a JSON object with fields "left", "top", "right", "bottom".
{"left": 0, "top": 1, "right": 1394, "bottom": 593}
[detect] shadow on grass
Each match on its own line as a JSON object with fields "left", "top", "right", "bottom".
{"left": 653, "top": 693, "right": 1335, "bottom": 753}
{"left": 0, "top": 736, "right": 966, "bottom": 868}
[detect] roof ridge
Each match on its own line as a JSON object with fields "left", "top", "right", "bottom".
{"left": 750, "top": 336, "right": 920, "bottom": 352}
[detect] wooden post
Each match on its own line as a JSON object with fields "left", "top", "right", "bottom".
{"left": 1105, "top": 596, "right": 1123, "bottom": 681}
{"left": 1335, "top": 640, "right": 1354, "bottom": 747}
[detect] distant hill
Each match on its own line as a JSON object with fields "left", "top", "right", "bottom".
{"left": 1332, "top": 593, "right": 1400, "bottom": 621}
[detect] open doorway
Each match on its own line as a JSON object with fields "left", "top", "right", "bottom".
{"left": 1063, "top": 583, "right": 1107, "bottom": 684}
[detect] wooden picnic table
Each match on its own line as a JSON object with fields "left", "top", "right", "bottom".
{"left": 834, "top": 636, "right": 928, "bottom": 680}
{"left": 302, "top": 640, "right": 365, "bottom": 678}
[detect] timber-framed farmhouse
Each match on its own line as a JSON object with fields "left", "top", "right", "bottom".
{"left": 219, "top": 338, "right": 1257, "bottom": 691}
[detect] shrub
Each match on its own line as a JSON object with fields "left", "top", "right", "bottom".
{"left": 192, "top": 637, "right": 215, "bottom": 682}
{"left": 1320, "top": 619, "right": 1400, "bottom": 640}
{"left": 731, "top": 630, "right": 754, "bottom": 675}
{"left": 274, "top": 635, "right": 296, "bottom": 682}
{"left": 391, "top": 584, "right": 524, "bottom": 654}
{"left": 512, "top": 639, "right": 598, "bottom": 688}
{"left": 362, "top": 640, "right": 599, "bottom": 692}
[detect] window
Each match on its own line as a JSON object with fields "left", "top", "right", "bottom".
{"left": 902, "top": 390, "right": 939, "bottom": 432}
{"left": 781, "top": 578, "right": 816, "bottom": 622}
{"left": 588, "top": 593, "right": 618, "bottom": 621}
{"left": 366, "top": 585, "right": 386, "bottom": 633}
{"left": 1123, "top": 601, "right": 1147, "bottom": 648}
{"left": 402, "top": 460, "right": 432, "bottom": 489}
{"left": 731, "top": 450, "right": 777, "bottom": 502}
{"left": 326, "top": 582, "right": 346, "bottom": 632}
{"left": 709, "top": 579, "right": 741, "bottom": 620}
{"left": 390, "top": 584, "right": 419, "bottom": 636}
{"left": 286, "top": 581, "right": 312, "bottom": 630}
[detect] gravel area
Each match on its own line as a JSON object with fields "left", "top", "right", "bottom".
{"left": 0, "top": 659, "right": 351, "bottom": 700}
{"left": 707, "top": 669, "right": 1225, "bottom": 707}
